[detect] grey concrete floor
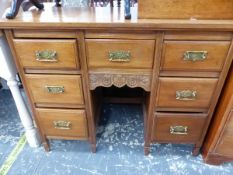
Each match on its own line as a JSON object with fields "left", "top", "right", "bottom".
{"left": 0, "top": 89, "right": 233, "bottom": 175}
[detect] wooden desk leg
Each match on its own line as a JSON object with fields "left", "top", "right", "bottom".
{"left": 6, "top": 0, "right": 44, "bottom": 19}
{"left": 43, "top": 138, "right": 50, "bottom": 151}
{"left": 144, "top": 145, "right": 150, "bottom": 155}
{"left": 192, "top": 145, "right": 200, "bottom": 156}
{"left": 91, "top": 143, "right": 96, "bottom": 153}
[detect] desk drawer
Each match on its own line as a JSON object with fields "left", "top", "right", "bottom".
{"left": 161, "top": 41, "right": 230, "bottom": 72}
{"left": 13, "top": 39, "right": 79, "bottom": 69}
{"left": 156, "top": 77, "right": 218, "bottom": 111}
{"left": 86, "top": 39, "right": 155, "bottom": 69}
{"left": 36, "top": 108, "right": 88, "bottom": 138}
{"left": 25, "top": 74, "right": 84, "bottom": 107}
{"left": 152, "top": 113, "right": 207, "bottom": 142}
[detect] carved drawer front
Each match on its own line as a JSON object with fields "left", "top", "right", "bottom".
{"left": 36, "top": 108, "right": 88, "bottom": 139}
{"left": 152, "top": 113, "right": 207, "bottom": 142}
{"left": 156, "top": 77, "right": 218, "bottom": 112}
{"left": 161, "top": 41, "right": 230, "bottom": 72}
{"left": 13, "top": 39, "right": 79, "bottom": 69}
{"left": 86, "top": 39, "right": 155, "bottom": 69}
{"left": 25, "top": 74, "right": 84, "bottom": 108}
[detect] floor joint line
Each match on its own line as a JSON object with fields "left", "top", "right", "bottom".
{"left": 0, "top": 133, "right": 26, "bottom": 175}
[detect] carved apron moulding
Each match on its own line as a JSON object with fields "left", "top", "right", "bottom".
{"left": 89, "top": 73, "right": 151, "bottom": 91}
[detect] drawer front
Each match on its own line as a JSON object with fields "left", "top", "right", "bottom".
{"left": 13, "top": 39, "right": 79, "bottom": 69}
{"left": 36, "top": 108, "right": 88, "bottom": 138}
{"left": 86, "top": 39, "right": 155, "bottom": 69}
{"left": 156, "top": 77, "right": 218, "bottom": 111}
{"left": 152, "top": 113, "right": 207, "bottom": 142}
{"left": 25, "top": 74, "right": 84, "bottom": 106}
{"left": 162, "top": 41, "right": 230, "bottom": 72}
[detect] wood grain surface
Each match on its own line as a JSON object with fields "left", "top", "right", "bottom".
{"left": 161, "top": 41, "right": 230, "bottom": 72}
{"left": 0, "top": 3, "right": 232, "bottom": 31}
{"left": 13, "top": 39, "right": 79, "bottom": 69}
{"left": 25, "top": 74, "right": 84, "bottom": 107}
{"left": 202, "top": 64, "right": 233, "bottom": 164}
{"left": 36, "top": 108, "right": 88, "bottom": 138}
{"left": 138, "top": 0, "right": 233, "bottom": 19}
{"left": 156, "top": 77, "right": 218, "bottom": 111}
{"left": 152, "top": 112, "right": 207, "bottom": 142}
{"left": 86, "top": 39, "right": 155, "bottom": 69}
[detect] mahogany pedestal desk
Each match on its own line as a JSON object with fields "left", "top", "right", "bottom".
{"left": 0, "top": 2, "right": 233, "bottom": 156}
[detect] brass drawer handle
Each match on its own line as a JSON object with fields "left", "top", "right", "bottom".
{"left": 35, "top": 50, "right": 58, "bottom": 62}
{"left": 183, "top": 51, "right": 208, "bottom": 61}
{"left": 170, "top": 126, "right": 188, "bottom": 135}
{"left": 108, "top": 51, "right": 131, "bottom": 62}
{"left": 53, "top": 121, "right": 71, "bottom": 130}
{"left": 45, "top": 86, "right": 65, "bottom": 94}
{"left": 176, "top": 90, "right": 197, "bottom": 101}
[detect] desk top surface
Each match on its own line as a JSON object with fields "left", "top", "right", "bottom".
{"left": 0, "top": 2, "right": 233, "bottom": 30}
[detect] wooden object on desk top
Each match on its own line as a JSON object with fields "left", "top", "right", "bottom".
{"left": 138, "top": 0, "right": 233, "bottom": 20}
{"left": 0, "top": 3, "right": 232, "bottom": 30}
